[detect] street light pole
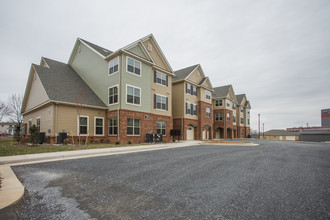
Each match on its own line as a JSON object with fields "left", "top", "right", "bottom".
{"left": 258, "top": 114, "right": 260, "bottom": 139}
{"left": 263, "top": 123, "right": 264, "bottom": 139}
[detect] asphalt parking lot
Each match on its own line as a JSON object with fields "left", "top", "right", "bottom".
{"left": 10, "top": 140, "right": 330, "bottom": 219}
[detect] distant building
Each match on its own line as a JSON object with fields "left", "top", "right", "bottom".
{"left": 261, "top": 129, "right": 299, "bottom": 141}
{"left": 0, "top": 122, "right": 17, "bottom": 136}
{"left": 321, "top": 108, "right": 330, "bottom": 127}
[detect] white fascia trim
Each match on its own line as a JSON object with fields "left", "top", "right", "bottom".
{"left": 22, "top": 100, "right": 51, "bottom": 115}
{"left": 153, "top": 65, "right": 174, "bottom": 76}
{"left": 122, "top": 50, "right": 154, "bottom": 65}
{"left": 78, "top": 39, "right": 106, "bottom": 59}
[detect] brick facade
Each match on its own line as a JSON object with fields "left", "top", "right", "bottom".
{"left": 107, "top": 109, "right": 173, "bottom": 144}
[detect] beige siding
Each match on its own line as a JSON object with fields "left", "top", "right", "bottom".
{"left": 199, "top": 87, "right": 212, "bottom": 104}
{"left": 23, "top": 104, "right": 54, "bottom": 135}
{"left": 57, "top": 105, "right": 106, "bottom": 136}
{"left": 172, "top": 83, "right": 184, "bottom": 118}
{"left": 184, "top": 82, "right": 198, "bottom": 120}
{"left": 186, "top": 68, "right": 203, "bottom": 84}
{"left": 25, "top": 71, "right": 49, "bottom": 111}
{"left": 152, "top": 72, "right": 172, "bottom": 116}
{"left": 143, "top": 39, "right": 169, "bottom": 71}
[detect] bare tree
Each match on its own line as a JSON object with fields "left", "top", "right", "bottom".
{"left": 0, "top": 100, "right": 9, "bottom": 122}
{"left": 6, "top": 94, "right": 23, "bottom": 141}
{"left": 75, "top": 88, "right": 86, "bottom": 148}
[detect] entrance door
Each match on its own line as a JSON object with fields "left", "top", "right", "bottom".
{"left": 187, "top": 126, "right": 195, "bottom": 140}
{"left": 202, "top": 128, "right": 206, "bottom": 140}
{"left": 216, "top": 128, "right": 220, "bottom": 139}
{"left": 206, "top": 130, "right": 209, "bottom": 140}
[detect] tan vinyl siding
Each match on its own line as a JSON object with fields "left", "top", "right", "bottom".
{"left": 199, "top": 88, "right": 212, "bottom": 104}
{"left": 57, "top": 105, "right": 106, "bottom": 136}
{"left": 23, "top": 104, "right": 54, "bottom": 135}
{"left": 172, "top": 83, "right": 184, "bottom": 118}
{"left": 152, "top": 73, "right": 172, "bottom": 116}
{"left": 25, "top": 71, "right": 49, "bottom": 111}
{"left": 143, "top": 39, "right": 169, "bottom": 71}
{"left": 186, "top": 68, "right": 203, "bottom": 83}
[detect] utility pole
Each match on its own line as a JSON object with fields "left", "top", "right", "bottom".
{"left": 263, "top": 123, "right": 264, "bottom": 139}
{"left": 258, "top": 114, "right": 260, "bottom": 139}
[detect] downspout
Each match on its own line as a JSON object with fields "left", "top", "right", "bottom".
{"left": 224, "top": 100, "right": 226, "bottom": 140}
{"left": 182, "top": 82, "right": 184, "bottom": 141}
{"left": 118, "top": 55, "right": 123, "bottom": 143}
{"left": 55, "top": 103, "right": 58, "bottom": 144}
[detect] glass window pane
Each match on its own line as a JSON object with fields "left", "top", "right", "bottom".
{"left": 135, "top": 68, "right": 140, "bottom": 75}
{"left": 128, "top": 57, "right": 134, "bottom": 66}
{"left": 114, "top": 95, "right": 118, "bottom": 103}
{"left": 134, "top": 97, "right": 140, "bottom": 104}
{"left": 134, "top": 88, "right": 140, "bottom": 97}
{"left": 134, "top": 119, "right": 140, "bottom": 127}
{"left": 114, "top": 127, "right": 117, "bottom": 134}
{"left": 127, "top": 127, "right": 133, "bottom": 135}
{"left": 134, "top": 128, "right": 140, "bottom": 135}
{"left": 114, "top": 65, "right": 118, "bottom": 72}
{"left": 127, "top": 86, "right": 133, "bottom": 95}
{"left": 135, "top": 60, "right": 140, "bottom": 68}
{"left": 110, "top": 67, "right": 113, "bottom": 74}
{"left": 96, "top": 118, "right": 103, "bottom": 126}
{"left": 127, "top": 118, "right": 133, "bottom": 126}
{"left": 96, "top": 127, "right": 103, "bottom": 134}
{"left": 109, "top": 88, "right": 113, "bottom": 95}
{"left": 114, "top": 57, "right": 119, "bottom": 65}
{"left": 127, "top": 95, "right": 133, "bottom": 103}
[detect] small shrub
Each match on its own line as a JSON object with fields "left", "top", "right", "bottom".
{"left": 115, "top": 141, "right": 120, "bottom": 145}
{"left": 29, "top": 125, "right": 39, "bottom": 144}
{"left": 100, "top": 138, "right": 104, "bottom": 143}
{"left": 128, "top": 141, "right": 132, "bottom": 144}
{"left": 173, "top": 139, "right": 176, "bottom": 142}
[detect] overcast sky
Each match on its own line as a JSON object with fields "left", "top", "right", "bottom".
{"left": 1, "top": 0, "right": 329, "bottom": 131}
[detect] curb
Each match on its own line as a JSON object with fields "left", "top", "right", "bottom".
{"left": 0, "top": 165, "right": 24, "bottom": 209}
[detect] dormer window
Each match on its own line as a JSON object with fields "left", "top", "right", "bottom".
{"left": 109, "top": 57, "right": 119, "bottom": 75}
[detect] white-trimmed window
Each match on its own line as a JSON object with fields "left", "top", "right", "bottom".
{"left": 206, "top": 107, "right": 211, "bottom": 118}
{"left": 109, "top": 57, "right": 119, "bottom": 75}
{"left": 127, "top": 85, "right": 141, "bottom": 105}
{"left": 36, "top": 117, "right": 40, "bottom": 132}
{"left": 78, "top": 116, "right": 89, "bottom": 135}
{"left": 127, "top": 118, "right": 140, "bottom": 135}
{"left": 232, "top": 103, "right": 236, "bottom": 109}
{"left": 94, "top": 117, "right": 104, "bottom": 136}
{"left": 154, "top": 94, "right": 168, "bottom": 111}
{"left": 155, "top": 71, "right": 168, "bottom": 86}
{"left": 227, "top": 113, "right": 230, "bottom": 121}
{"left": 215, "top": 100, "right": 223, "bottom": 107}
{"left": 248, "top": 119, "right": 250, "bottom": 125}
{"left": 186, "top": 102, "right": 197, "bottom": 116}
{"left": 127, "top": 57, "right": 141, "bottom": 76}
{"left": 192, "top": 104, "right": 197, "bottom": 116}
{"left": 241, "top": 107, "right": 244, "bottom": 112}
{"left": 233, "top": 115, "right": 236, "bottom": 123}
{"left": 192, "top": 86, "right": 197, "bottom": 96}
{"left": 186, "top": 102, "right": 191, "bottom": 115}
{"left": 157, "top": 121, "right": 166, "bottom": 135}
{"left": 206, "top": 91, "right": 211, "bottom": 100}
{"left": 186, "top": 83, "right": 191, "bottom": 94}
{"left": 215, "top": 113, "right": 223, "bottom": 121}
{"left": 109, "top": 85, "right": 118, "bottom": 105}
{"left": 108, "top": 118, "right": 117, "bottom": 135}
{"left": 226, "top": 100, "right": 230, "bottom": 107}
{"left": 241, "top": 117, "right": 244, "bottom": 124}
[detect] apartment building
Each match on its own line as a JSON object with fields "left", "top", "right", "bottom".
{"left": 22, "top": 34, "right": 174, "bottom": 144}
{"left": 172, "top": 64, "right": 213, "bottom": 140}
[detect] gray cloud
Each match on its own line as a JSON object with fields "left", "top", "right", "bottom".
{"left": 0, "top": 0, "right": 329, "bottom": 130}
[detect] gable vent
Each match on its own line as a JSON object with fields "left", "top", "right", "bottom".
{"left": 147, "top": 43, "right": 152, "bottom": 52}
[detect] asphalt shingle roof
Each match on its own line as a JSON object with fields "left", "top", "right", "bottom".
{"left": 173, "top": 64, "right": 199, "bottom": 82}
{"left": 236, "top": 94, "right": 246, "bottom": 105}
{"left": 79, "top": 38, "right": 113, "bottom": 57}
{"left": 34, "top": 58, "right": 107, "bottom": 108}
{"left": 212, "top": 85, "right": 231, "bottom": 98}
{"left": 264, "top": 129, "right": 297, "bottom": 136}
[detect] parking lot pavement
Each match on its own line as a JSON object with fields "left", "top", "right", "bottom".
{"left": 9, "top": 140, "right": 330, "bottom": 219}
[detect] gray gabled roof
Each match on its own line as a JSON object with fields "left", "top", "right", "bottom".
{"left": 79, "top": 38, "right": 113, "bottom": 57}
{"left": 236, "top": 94, "right": 246, "bottom": 105}
{"left": 212, "top": 85, "right": 232, "bottom": 98}
{"left": 173, "top": 64, "right": 199, "bottom": 82}
{"left": 33, "top": 58, "right": 107, "bottom": 108}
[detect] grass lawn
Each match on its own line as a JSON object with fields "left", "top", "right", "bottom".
{"left": 0, "top": 137, "right": 145, "bottom": 157}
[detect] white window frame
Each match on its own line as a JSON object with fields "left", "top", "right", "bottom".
{"left": 192, "top": 104, "right": 197, "bottom": 116}
{"left": 226, "top": 100, "right": 231, "bottom": 107}
{"left": 241, "top": 107, "right": 244, "bottom": 112}
{"left": 126, "top": 84, "right": 141, "bottom": 106}
{"left": 157, "top": 121, "right": 166, "bottom": 136}
{"left": 192, "top": 86, "right": 197, "bottom": 96}
{"left": 233, "top": 115, "right": 236, "bottom": 123}
{"left": 127, "top": 118, "right": 140, "bottom": 136}
{"left": 215, "top": 112, "right": 223, "bottom": 121}
{"left": 126, "top": 56, "right": 141, "bottom": 76}
{"left": 94, "top": 117, "right": 104, "bottom": 136}
{"left": 206, "top": 91, "right": 211, "bottom": 100}
{"left": 206, "top": 107, "right": 211, "bottom": 118}
{"left": 77, "top": 115, "right": 89, "bottom": 136}
{"left": 227, "top": 113, "right": 230, "bottom": 121}
{"left": 156, "top": 71, "right": 167, "bottom": 86}
{"left": 186, "top": 83, "right": 191, "bottom": 94}
{"left": 186, "top": 102, "right": 191, "bottom": 115}
{"left": 108, "top": 117, "right": 117, "bottom": 136}
{"left": 109, "top": 56, "right": 119, "bottom": 75}
{"left": 241, "top": 117, "right": 244, "bottom": 124}
{"left": 215, "top": 99, "right": 223, "bottom": 107}
{"left": 36, "top": 117, "right": 40, "bottom": 132}
{"left": 108, "top": 85, "right": 119, "bottom": 105}
{"left": 155, "top": 94, "right": 167, "bottom": 111}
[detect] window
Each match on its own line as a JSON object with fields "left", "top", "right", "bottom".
{"left": 241, "top": 107, "right": 244, "bottom": 112}
{"left": 248, "top": 119, "right": 250, "bottom": 125}
{"left": 241, "top": 117, "right": 244, "bottom": 124}
{"left": 127, "top": 118, "right": 140, "bottom": 135}
{"left": 226, "top": 100, "right": 230, "bottom": 107}
{"left": 186, "top": 102, "right": 191, "bottom": 115}
{"left": 186, "top": 83, "right": 191, "bottom": 94}
{"left": 109, "top": 86, "right": 118, "bottom": 105}
{"left": 109, "top": 57, "right": 119, "bottom": 75}
{"left": 108, "top": 118, "right": 117, "bottom": 135}
{"left": 233, "top": 115, "right": 236, "bottom": 123}
{"left": 206, "top": 91, "right": 211, "bottom": 100}
{"left": 127, "top": 85, "right": 140, "bottom": 105}
{"left": 232, "top": 103, "right": 236, "bottom": 109}
{"left": 227, "top": 113, "right": 230, "bottom": 121}
{"left": 155, "top": 71, "right": 168, "bottom": 86}
{"left": 157, "top": 121, "right": 166, "bottom": 135}
{"left": 248, "top": 110, "right": 250, "bottom": 114}
{"left": 206, "top": 107, "right": 211, "bottom": 118}
{"left": 36, "top": 117, "right": 40, "bottom": 132}
{"left": 192, "top": 104, "right": 197, "bottom": 116}
{"left": 78, "top": 116, "right": 88, "bottom": 135}
{"left": 127, "top": 57, "right": 141, "bottom": 76}
{"left": 94, "top": 117, "right": 104, "bottom": 135}
{"left": 215, "top": 113, "right": 223, "bottom": 121}
{"left": 193, "top": 86, "right": 197, "bottom": 96}
{"left": 215, "top": 100, "right": 223, "bottom": 107}
{"left": 154, "top": 94, "right": 168, "bottom": 111}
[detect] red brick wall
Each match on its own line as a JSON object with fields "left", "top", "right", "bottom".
{"left": 198, "top": 101, "right": 213, "bottom": 140}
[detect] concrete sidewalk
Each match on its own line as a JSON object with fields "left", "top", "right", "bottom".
{"left": 0, "top": 141, "right": 202, "bottom": 211}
